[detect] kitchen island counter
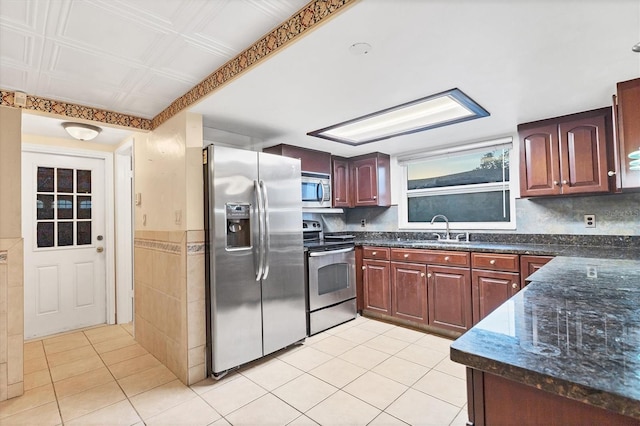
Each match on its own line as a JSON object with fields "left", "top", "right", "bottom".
{"left": 450, "top": 256, "right": 640, "bottom": 424}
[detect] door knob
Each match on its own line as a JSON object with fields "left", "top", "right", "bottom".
{"left": 97, "top": 247, "right": 104, "bottom": 253}
{"left": 607, "top": 171, "right": 616, "bottom": 177}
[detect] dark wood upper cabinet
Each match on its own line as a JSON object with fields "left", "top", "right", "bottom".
{"left": 518, "top": 107, "right": 613, "bottom": 197}
{"left": 615, "top": 78, "right": 640, "bottom": 190}
{"left": 350, "top": 153, "right": 391, "bottom": 207}
{"left": 263, "top": 144, "right": 331, "bottom": 174}
{"left": 331, "top": 156, "right": 351, "bottom": 208}
{"left": 331, "top": 152, "right": 391, "bottom": 208}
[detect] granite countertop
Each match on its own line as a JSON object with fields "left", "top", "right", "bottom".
{"left": 353, "top": 238, "right": 640, "bottom": 260}
{"left": 450, "top": 256, "right": 640, "bottom": 420}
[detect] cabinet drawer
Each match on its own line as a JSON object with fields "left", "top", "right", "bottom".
{"left": 390, "top": 248, "right": 470, "bottom": 267}
{"left": 363, "top": 246, "right": 390, "bottom": 260}
{"left": 472, "top": 253, "right": 519, "bottom": 272}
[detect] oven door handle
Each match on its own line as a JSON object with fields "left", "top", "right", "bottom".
{"left": 309, "top": 247, "right": 355, "bottom": 257}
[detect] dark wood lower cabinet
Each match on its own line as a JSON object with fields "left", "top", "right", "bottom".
{"left": 467, "top": 369, "right": 640, "bottom": 426}
{"left": 362, "top": 259, "right": 391, "bottom": 315}
{"left": 472, "top": 270, "right": 520, "bottom": 324}
{"left": 391, "top": 262, "right": 428, "bottom": 324}
{"left": 427, "top": 265, "right": 472, "bottom": 333}
{"left": 520, "top": 255, "right": 553, "bottom": 287}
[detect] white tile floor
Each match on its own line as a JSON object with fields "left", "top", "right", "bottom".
{"left": 2, "top": 316, "right": 469, "bottom": 425}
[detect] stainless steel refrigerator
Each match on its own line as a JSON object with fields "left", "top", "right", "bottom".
{"left": 203, "top": 145, "right": 305, "bottom": 377}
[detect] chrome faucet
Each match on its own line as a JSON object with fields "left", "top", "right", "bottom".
{"left": 430, "top": 214, "right": 450, "bottom": 241}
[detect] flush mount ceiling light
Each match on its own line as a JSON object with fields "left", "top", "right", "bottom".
{"left": 62, "top": 122, "right": 102, "bottom": 141}
{"left": 307, "top": 88, "right": 489, "bottom": 146}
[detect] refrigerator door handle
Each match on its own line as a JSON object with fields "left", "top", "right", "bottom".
{"left": 260, "top": 180, "right": 271, "bottom": 279}
{"left": 254, "top": 180, "right": 265, "bottom": 281}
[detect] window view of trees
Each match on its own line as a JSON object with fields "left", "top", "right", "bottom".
{"left": 408, "top": 150, "right": 509, "bottom": 190}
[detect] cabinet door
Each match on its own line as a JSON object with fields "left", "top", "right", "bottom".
{"left": 391, "top": 262, "right": 428, "bottom": 324}
{"left": 519, "top": 124, "right": 561, "bottom": 197}
{"left": 616, "top": 78, "right": 640, "bottom": 189}
{"left": 332, "top": 157, "right": 351, "bottom": 207}
{"left": 519, "top": 255, "right": 553, "bottom": 287}
{"left": 472, "top": 270, "right": 520, "bottom": 324}
{"left": 427, "top": 265, "right": 472, "bottom": 333}
{"left": 362, "top": 259, "right": 391, "bottom": 315}
{"left": 351, "top": 157, "right": 379, "bottom": 206}
{"left": 559, "top": 115, "right": 609, "bottom": 194}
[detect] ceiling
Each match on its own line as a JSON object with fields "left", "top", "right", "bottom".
{"left": 2, "top": 0, "right": 639, "bottom": 154}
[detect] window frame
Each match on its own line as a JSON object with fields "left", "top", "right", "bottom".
{"left": 398, "top": 137, "right": 517, "bottom": 231}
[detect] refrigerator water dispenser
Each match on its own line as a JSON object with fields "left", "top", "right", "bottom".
{"left": 225, "top": 203, "right": 251, "bottom": 249}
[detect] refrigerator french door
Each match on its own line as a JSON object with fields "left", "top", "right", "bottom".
{"left": 204, "top": 145, "right": 305, "bottom": 376}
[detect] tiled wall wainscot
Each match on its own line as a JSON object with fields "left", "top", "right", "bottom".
{"left": 134, "top": 232, "right": 188, "bottom": 384}
{"left": 0, "top": 239, "right": 24, "bottom": 401}
{"left": 186, "top": 231, "right": 206, "bottom": 385}
{"left": 134, "top": 231, "right": 207, "bottom": 386}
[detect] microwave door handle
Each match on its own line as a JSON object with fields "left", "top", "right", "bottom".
{"left": 254, "top": 180, "right": 264, "bottom": 281}
{"left": 317, "top": 180, "right": 325, "bottom": 205}
{"left": 260, "top": 180, "right": 270, "bottom": 279}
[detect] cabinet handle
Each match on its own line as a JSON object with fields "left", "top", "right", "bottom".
{"left": 336, "top": 197, "right": 340, "bottom": 201}
{"left": 427, "top": 273, "right": 432, "bottom": 278}
{"left": 421, "top": 273, "right": 425, "bottom": 277}
{"left": 362, "top": 266, "right": 366, "bottom": 270}
{"left": 404, "top": 254, "right": 409, "bottom": 259}
{"left": 607, "top": 171, "right": 616, "bottom": 177}
{"left": 489, "top": 259, "right": 496, "bottom": 265}
{"left": 372, "top": 251, "right": 377, "bottom": 255}
{"left": 444, "top": 256, "right": 450, "bottom": 262}
{"left": 512, "top": 283, "right": 518, "bottom": 289}
{"left": 373, "top": 195, "right": 377, "bottom": 200}
{"left": 553, "top": 180, "right": 560, "bottom": 186}
{"left": 562, "top": 180, "right": 568, "bottom": 185}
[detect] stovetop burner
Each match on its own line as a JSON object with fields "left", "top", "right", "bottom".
{"left": 303, "top": 220, "right": 355, "bottom": 252}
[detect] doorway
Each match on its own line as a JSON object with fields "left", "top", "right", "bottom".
{"left": 22, "top": 145, "right": 115, "bottom": 339}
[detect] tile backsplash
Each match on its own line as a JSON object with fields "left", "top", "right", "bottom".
{"left": 312, "top": 192, "right": 640, "bottom": 236}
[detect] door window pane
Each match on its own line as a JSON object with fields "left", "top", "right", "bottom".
{"left": 35, "top": 165, "right": 97, "bottom": 249}
{"left": 37, "top": 194, "right": 54, "bottom": 220}
{"left": 37, "top": 222, "right": 54, "bottom": 247}
{"left": 77, "top": 170, "right": 91, "bottom": 193}
{"left": 77, "top": 222, "right": 91, "bottom": 245}
{"left": 58, "top": 222, "right": 74, "bottom": 246}
{"left": 37, "top": 167, "right": 54, "bottom": 192}
{"left": 57, "top": 168, "right": 74, "bottom": 193}
{"left": 77, "top": 196, "right": 92, "bottom": 219}
{"left": 57, "top": 195, "right": 74, "bottom": 219}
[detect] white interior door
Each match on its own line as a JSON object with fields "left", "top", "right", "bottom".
{"left": 22, "top": 151, "right": 107, "bottom": 339}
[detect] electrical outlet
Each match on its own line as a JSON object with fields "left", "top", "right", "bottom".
{"left": 361, "top": 219, "right": 366, "bottom": 227}
{"left": 584, "top": 214, "right": 596, "bottom": 228}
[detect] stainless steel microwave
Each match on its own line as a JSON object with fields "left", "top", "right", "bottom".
{"left": 301, "top": 172, "right": 331, "bottom": 208}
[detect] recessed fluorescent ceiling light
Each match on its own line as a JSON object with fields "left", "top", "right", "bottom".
{"left": 308, "top": 88, "right": 489, "bottom": 145}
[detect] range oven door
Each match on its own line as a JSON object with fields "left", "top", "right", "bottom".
{"left": 307, "top": 247, "right": 356, "bottom": 311}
